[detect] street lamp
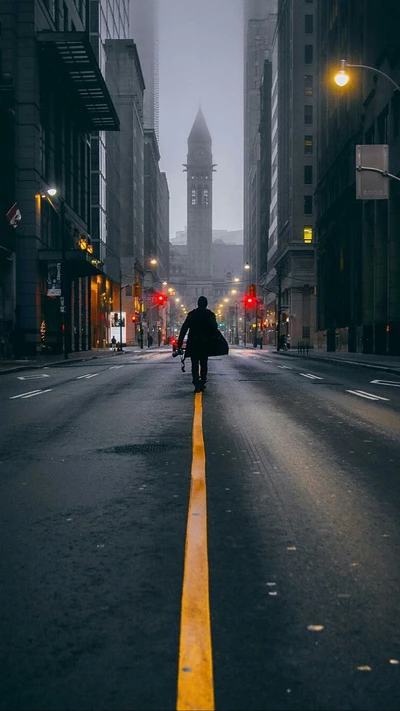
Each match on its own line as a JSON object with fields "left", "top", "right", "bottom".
{"left": 334, "top": 59, "right": 400, "bottom": 94}
{"left": 39, "top": 188, "right": 70, "bottom": 358}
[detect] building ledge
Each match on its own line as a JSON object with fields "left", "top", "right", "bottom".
{"left": 37, "top": 31, "right": 120, "bottom": 131}
{"left": 39, "top": 248, "right": 104, "bottom": 277}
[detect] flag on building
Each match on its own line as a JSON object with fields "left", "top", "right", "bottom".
{"left": 6, "top": 202, "right": 21, "bottom": 228}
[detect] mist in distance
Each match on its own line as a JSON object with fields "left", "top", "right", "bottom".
{"left": 158, "top": 0, "right": 244, "bottom": 240}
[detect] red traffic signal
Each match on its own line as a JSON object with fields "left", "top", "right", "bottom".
{"left": 131, "top": 314, "right": 137, "bottom": 322}
{"left": 153, "top": 292, "right": 168, "bottom": 306}
{"left": 245, "top": 295, "right": 256, "bottom": 307}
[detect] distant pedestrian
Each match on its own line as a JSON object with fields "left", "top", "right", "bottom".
{"left": 148, "top": 334, "right": 153, "bottom": 348}
{"left": 178, "top": 296, "right": 218, "bottom": 393}
{"left": 306, "top": 341, "right": 309, "bottom": 354}
{"left": 111, "top": 336, "right": 116, "bottom": 352}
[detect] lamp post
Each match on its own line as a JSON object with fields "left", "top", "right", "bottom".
{"left": 334, "top": 59, "right": 400, "bottom": 94}
{"left": 276, "top": 269, "right": 282, "bottom": 351}
{"left": 244, "top": 262, "right": 251, "bottom": 346}
{"left": 40, "top": 187, "right": 69, "bottom": 359}
{"left": 119, "top": 269, "right": 123, "bottom": 349}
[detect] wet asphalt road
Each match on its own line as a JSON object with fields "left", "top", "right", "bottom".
{"left": 0, "top": 347, "right": 400, "bottom": 711}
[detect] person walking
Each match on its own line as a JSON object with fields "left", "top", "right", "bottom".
{"left": 111, "top": 335, "right": 117, "bottom": 353}
{"left": 177, "top": 296, "right": 218, "bottom": 393}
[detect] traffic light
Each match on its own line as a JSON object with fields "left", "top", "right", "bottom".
{"left": 131, "top": 314, "right": 137, "bottom": 323}
{"left": 153, "top": 292, "right": 168, "bottom": 306}
{"left": 245, "top": 295, "right": 256, "bottom": 307}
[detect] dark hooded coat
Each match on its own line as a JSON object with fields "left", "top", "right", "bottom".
{"left": 178, "top": 307, "right": 218, "bottom": 359}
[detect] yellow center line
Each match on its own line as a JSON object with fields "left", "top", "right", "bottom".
{"left": 176, "top": 391, "right": 215, "bottom": 711}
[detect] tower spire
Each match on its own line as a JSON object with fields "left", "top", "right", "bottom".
{"left": 188, "top": 106, "right": 211, "bottom": 144}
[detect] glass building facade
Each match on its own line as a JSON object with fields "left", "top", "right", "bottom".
{"left": 89, "top": 0, "right": 129, "bottom": 275}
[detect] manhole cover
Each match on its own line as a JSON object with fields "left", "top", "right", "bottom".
{"left": 102, "top": 443, "right": 178, "bottom": 455}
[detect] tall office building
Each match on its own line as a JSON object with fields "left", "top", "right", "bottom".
{"left": 243, "top": 0, "right": 277, "bottom": 289}
{"left": 316, "top": 1, "right": 400, "bottom": 354}
{"left": 263, "top": 34, "right": 278, "bottom": 340}
{"left": 272, "top": 0, "right": 317, "bottom": 348}
{"left": 0, "top": 0, "right": 119, "bottom": 356}
{"left": 105, "top": 38, "right": 145, "bottom": 346}
{"left": 129, "top": 0, "right": 159, "bottom": 138}
{"left": 185, "top": 108, "right": 213, "bottom": 309}
{"left": 88, "top": 0, "right": 129, "bottom": 347}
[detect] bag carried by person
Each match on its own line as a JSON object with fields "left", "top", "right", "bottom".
{"left": 207, "top": 329, "right": 229, "bottom": 357}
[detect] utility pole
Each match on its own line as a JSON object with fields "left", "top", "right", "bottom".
{"left": 235, "top": 302, "right": 239, "bottom": 345}
{"left": 60, "top": 200, "right": 68, "bottom": 360}
{"left": 276, "top": 269, "right": 282, "bottom": 351}
{"left": 119, "top": 268, "right": 123, "bottom": 349}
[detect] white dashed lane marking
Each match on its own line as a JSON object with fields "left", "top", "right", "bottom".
{"left": 10, "top": 389, "right": 53, "bottom": 400}
{"left": 300, "top": 373, "right": 323, "bottom": 380}
{"left": 77, "top": 373, "right": 99, "bottom": 379}
{"left": 17, "top": 373, "right": 50, "bottom": 380}
{"left": 370, "top": 379, "right": 400, "bottom": 387}
{"left": 346, "top": 390, "right": 390, "bottom": 402}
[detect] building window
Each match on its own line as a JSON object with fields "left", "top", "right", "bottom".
{"left": 305, "top": 15, "right": 314, "bottom": 33}
{"left": 304, "top": 105, "right": 313, "bottom": 125}
{"left": 203, "top": 187, "right": 209, "bottom": 205}
{"left": 305, "top": 45, "right": 313, "bottom": 64}
{"left": 191, "top": 188, "right": 196, "bottom": 206}
{"left": 303, "top": 226, "right": 313, "bottom": 243}
{"left": 304, "top": 196, "right": 313, "bottom": 215}
{"left": 304, "top": 165, "right": 313, "bottom": 184}
{"left": 305, "top": 75, "right": 313, "bottom": 96}
{"left": 304, "top": 135, "right": 313, "bottom": 154}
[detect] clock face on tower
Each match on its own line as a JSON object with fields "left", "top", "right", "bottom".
{"left": 191, "top": 146, "right": 208, "bottom": 163}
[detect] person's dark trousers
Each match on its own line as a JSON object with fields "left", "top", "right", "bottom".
{"left": 191, "top": 356, "right": 208, "bottom": 385}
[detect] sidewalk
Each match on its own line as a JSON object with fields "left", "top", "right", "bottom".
{"left": 0, "top": 346, "right": 144, "bottom": 375}
{"left": 268, "top": 347, "right": 400, "bottom": 376}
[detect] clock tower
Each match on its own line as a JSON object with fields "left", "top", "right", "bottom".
{"left": 184, "top": 107, "right": 214, "bottom": 308}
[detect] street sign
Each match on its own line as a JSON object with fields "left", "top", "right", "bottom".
{"left": 280, "top": 305, "right": 289, "bottom": 311}
{"left": 356, "top": 144, "right": 389, "bottom": 199}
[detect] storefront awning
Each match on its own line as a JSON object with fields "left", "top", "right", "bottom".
{"left": 37, "top": 31, "right": 119, "bottom": 131}
{"left": 39, "top": 249, "right": 104, "bottom": 278}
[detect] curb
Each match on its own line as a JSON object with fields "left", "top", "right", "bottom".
{"left": 270, "top": 350, "right": 400, "bottom": 376}
{"left": 0, "top": 355, "right": 98, "bottom": 375}
{"left": 0, "top": 352, "right": 118, "bottom": 376}
{"left": 0, "top": 347, "right": 157, "bottom": 375}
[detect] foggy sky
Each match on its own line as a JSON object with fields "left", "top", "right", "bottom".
{"left": 158, "top": 0, "right": 244, "bottom": 240}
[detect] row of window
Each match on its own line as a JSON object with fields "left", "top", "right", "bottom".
{"left": 191, "top": 186, "right": 209, "bottom": 206}
{"left": 303, "top": 0, "right": 315, "bottom": 236}
{"left": 304, "top": 0, "right": 315, "bottom": 250}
